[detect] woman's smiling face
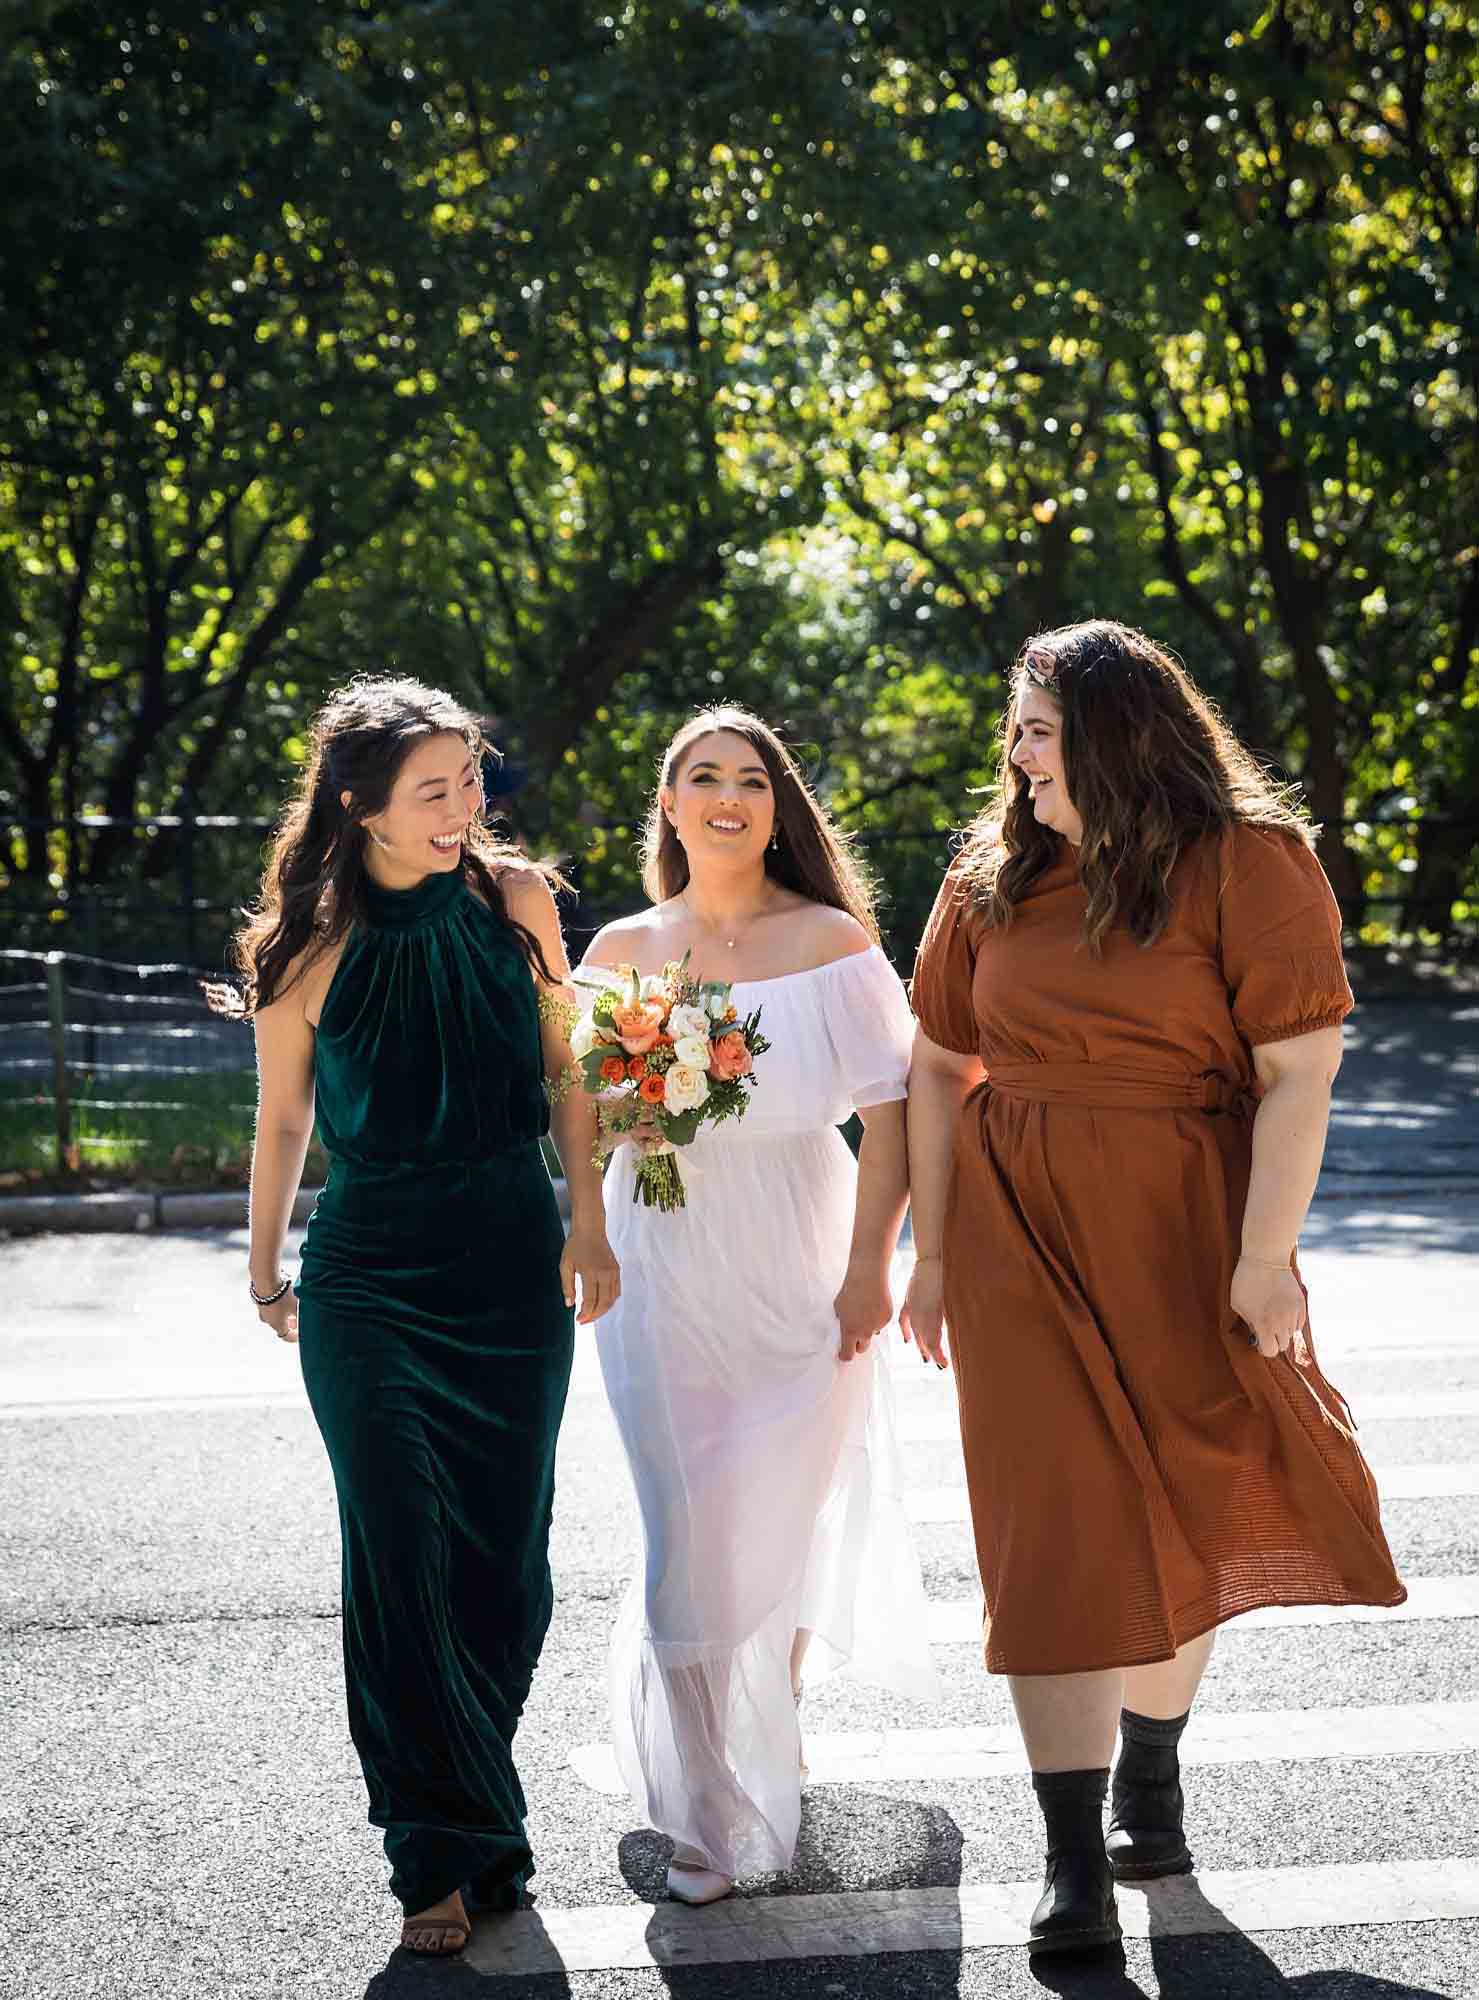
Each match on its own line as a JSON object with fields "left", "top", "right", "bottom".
{"left": 664, "top": 729, "right": 776, "bottom": 866}
{"left": 1009, "top": 684, "right": 1083, "bottom": 844}
{"left": 353, "top": 731, "right": 482, "bottom": 881}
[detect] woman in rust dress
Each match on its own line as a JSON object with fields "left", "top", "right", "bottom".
{"left": 902, "top": 620, "right": 1405, "bottom": 1958}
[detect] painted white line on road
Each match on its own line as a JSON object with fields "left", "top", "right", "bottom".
{"left": 927, "top": 1573, "right": 1479, "bottom": 1646}
{"left": 897, "top": 1390, "right": 1479, "bottom": 1445}
{"left": 904, "top": 1461, "right": 1479, "bottom": 1522}
{"left": 569, "top": 1697, "right": 1479, "bottom": 1798}
{"left": 0, "top": 1389, "right": 309, "bottom": 1421}
{"left": 465, "top": 1857, "right": 1479, "bottom": 1974}
{"left": 0, "top": 1337, "right": 609, "bottom": 1419}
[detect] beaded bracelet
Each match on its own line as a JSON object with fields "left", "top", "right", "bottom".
{"left": 249, "top": 1273, "right": 293, "bottom": 1307}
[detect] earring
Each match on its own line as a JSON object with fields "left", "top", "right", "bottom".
{"left": 769, "top": 830, "right": 780, "bottom": 851}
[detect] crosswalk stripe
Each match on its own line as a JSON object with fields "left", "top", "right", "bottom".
{"left": 925, "top": 1572, "right": 1479, "bottom": 1645}
{"left": 464, "top": 1857, "right": 1479, "bottom": 1974}
{"left": 897, "top": 1389, "right": 1479, "bottom": 1445}
{"left": 903, "top": 1461, "right": 1479, "bottom": 1521}
{"left": 568, "top": 1697, "right": 1479, "bottom": 1798}
{"left": 0, "top": 1390, "right": 310, "bottom": 1421}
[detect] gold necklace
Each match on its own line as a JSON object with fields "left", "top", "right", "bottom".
{"left": 681, "top": 888, "right": 768, "bottom": 951}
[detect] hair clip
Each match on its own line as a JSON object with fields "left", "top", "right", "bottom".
{"left": 1019, "top": 657, "right": 1059, "bottom": 693}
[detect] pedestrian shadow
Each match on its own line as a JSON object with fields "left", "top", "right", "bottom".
{"left": 1019, "top": 1871, "right": 1456, "bottom": 2000}
{"left": 1136, "top": 1873, "right": 1450, "bottom": 1999}
{"left": 361, "top": 1908, "right": 574, "bottom": 1995}
{"left": 618, "top": 1792, "right": 966, "bottom": 1996}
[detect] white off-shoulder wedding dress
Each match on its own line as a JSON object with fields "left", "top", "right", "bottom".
{"left": 590, "top": 944, "right": 941, "bottom": 1880}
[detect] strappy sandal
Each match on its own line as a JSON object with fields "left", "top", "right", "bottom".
{"left": 400, "top": 1909, "right": 471, "bottom": 1956}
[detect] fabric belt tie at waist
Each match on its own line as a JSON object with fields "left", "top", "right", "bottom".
{"left": 983, "top": 1062, "right": 1260, "bottom": 1117}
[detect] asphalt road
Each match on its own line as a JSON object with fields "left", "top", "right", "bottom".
{"left": 3, "top": 1004, "right": 1478, "bottom": 2000}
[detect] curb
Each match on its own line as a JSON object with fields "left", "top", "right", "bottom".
{"left": 0, "top": 1179, "right": 574, "bottom": 1237}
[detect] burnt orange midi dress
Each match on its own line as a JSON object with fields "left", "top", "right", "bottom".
{"left": 911, "top": 822, "right": 1406, "bottom": 1676}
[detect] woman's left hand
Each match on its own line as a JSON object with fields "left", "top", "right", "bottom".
{"left": 834, "top": 1265, "right": 893, "bottom": 1363}
{"left": 1231, "top": 1256, "right": 1310, "bottom": 1365}
{"left": 562, "top": 1223, "right": 621, "bottom": 1326}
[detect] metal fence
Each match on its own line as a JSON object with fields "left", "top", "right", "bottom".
{"left": 2, "top": 807, "right": 277, "bottom": 969}
{"left": 0, "top": 947, "right": 255, "bottom": 1176}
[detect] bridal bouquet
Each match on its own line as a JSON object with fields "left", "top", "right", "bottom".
{"left": 570, "top": 955, "right": 768, "bottom": 1211}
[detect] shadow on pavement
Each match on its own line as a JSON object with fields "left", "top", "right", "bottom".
{"left": 618, "top": 1793, "right": 965, "bottom": 1997}
{"left": 1301, "top": 1196, "right": 1479, "bottom": 1258}
{"left": 363, "top": 1910, "right": 575, "bottom": 1995}
{"left": 1138, "top": 1875, "right": 1451, "bottom": 1998}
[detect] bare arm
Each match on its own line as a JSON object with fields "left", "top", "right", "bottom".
{"left": 899, "top": 1027, "right": 985, "bottom": 1370}
{"left": 834, "top": 1097, "right": 910, "bottom": 1362}
{"left": 249, "top": 992, "right": 317, "bottom": 1345}
{"left": 505, "top": 872, "right": 620, "bottom": 1325}
{"left": 1233, "top": 1024, "right": 1344, "bottom": 1360}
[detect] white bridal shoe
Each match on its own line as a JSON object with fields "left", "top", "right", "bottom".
{"left": 667, "top": 1846, "right": 734, "bottom": 1905}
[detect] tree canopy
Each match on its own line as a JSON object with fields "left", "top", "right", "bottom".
{"left": 3, "top": 0, "right": 1476, "bottom": 960}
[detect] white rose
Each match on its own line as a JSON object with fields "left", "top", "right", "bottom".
{"left": 570, "top": 1012, "right": 601, "bottom": 1059}
{"left": 640, "top": 974, "right": 670, "bottom": 1002}
{"left": 668, "top": 1003, "right": 710, "bottom": 1041}
{"left": 664, "top": 1063, "right": 710, "bottom": 1114}
{"left": 705, "top": 991, "right": 731, "bottom": 1020}
{"left": 673, "top": 1034, "right": 712, "bottom": 1070}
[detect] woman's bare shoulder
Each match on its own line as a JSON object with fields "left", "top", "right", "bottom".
{"left": 496, "top": 860, "right": 559, "bottom": 923}
{"left": 790, "top": 901, "right": 876, "bottom": 971}
{"left": 252, "top": 931, "right": 344, "bottom": 1030}
{"left": 582, "top": 906, "right": 670, "bottom": 973}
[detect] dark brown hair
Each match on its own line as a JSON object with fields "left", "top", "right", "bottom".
{"left": 958, "top": 619, "right": 1313, "bottom": 952}
{"left": 641, "top": 705, "right": 879, "bottom": 940}
{"left": 209, "top": 675, "right": 560, "bottom": 1016}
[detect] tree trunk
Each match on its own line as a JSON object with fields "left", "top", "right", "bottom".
{"left": 522, "top": 551, "right": 727, "bottom": 778}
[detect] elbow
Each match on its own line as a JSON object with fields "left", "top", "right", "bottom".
{"left": 1261, "top": 1055, "right": 1340, "bottom": 1097}
{"left": 259, "top": 1113, "right": 315, "bottom": 1146}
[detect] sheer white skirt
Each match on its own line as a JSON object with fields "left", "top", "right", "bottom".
{"left": 596, "top": 1123, "right": 939, "bottom": 1878}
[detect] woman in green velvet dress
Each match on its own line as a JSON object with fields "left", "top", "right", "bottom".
{"left": 214, "top": 676, "right": 619, "bottom": 1956}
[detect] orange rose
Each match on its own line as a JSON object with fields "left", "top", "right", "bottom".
{"left": 626, "top": 1055, "right": 648, "bottom": 1081}
{"left": 611, "top": 999, "right": 666, "bottom": 1055}
{"left": 638, "top": 1072, "right": 667, "bottom": 1105}
{"left": 599, "top": 1055, "right": 626, "bottom": 1085}
{"left": 708, "top": 1030, "right": 752, "bottom": 1080}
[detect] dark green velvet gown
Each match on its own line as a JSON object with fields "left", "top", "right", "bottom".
{"left": 295, "top": 865, "right": 573, "bottom": 1916}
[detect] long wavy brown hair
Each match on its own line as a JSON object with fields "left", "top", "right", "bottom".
{"left": 641, "top": 706, "right": 880, "bottom": 940}
{"left": 209, "top": 675, "right": 560, "bottom": 1016}
{"left": 958, "top": 620, "right": 1313, "bottom": 952}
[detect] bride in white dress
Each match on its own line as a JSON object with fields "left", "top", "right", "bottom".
{"left": 581, "top": 706, "right": 940, "bottom": 1905}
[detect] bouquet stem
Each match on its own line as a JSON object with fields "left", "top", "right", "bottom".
{"left": 633, "top": 1151, "right": 685, "bottom": 1211}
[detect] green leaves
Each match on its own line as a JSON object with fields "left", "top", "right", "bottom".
{"left": 1, "top": 0, "right": 1474, "bottom": 950}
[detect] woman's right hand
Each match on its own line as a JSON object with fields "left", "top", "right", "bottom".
{"left": 598, "top": 1104, "right": 667, "bottom": 1158}
{"left": 900, "top": 1255, "right": 950, "bottom": 1371}
{"left": 256, "top": 1288, "right": 300, "bottom": 1345}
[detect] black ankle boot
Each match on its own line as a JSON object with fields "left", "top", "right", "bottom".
{"left": 1028, "top": 1769, "right": 1121, "bottom": 1957}
{"left": 1106, "top": 1707, "right": 1193, "bottom": 1881}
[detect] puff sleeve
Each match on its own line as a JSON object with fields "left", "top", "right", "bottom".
{"left": 910, "top": 861, "right": 983, "bottom": 1057}
{"left": 1217, "top": 825, "right": 1354, "bottom": 1047}
{"left": 820, "top": 947, "right": 916, "bottom": 1112}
